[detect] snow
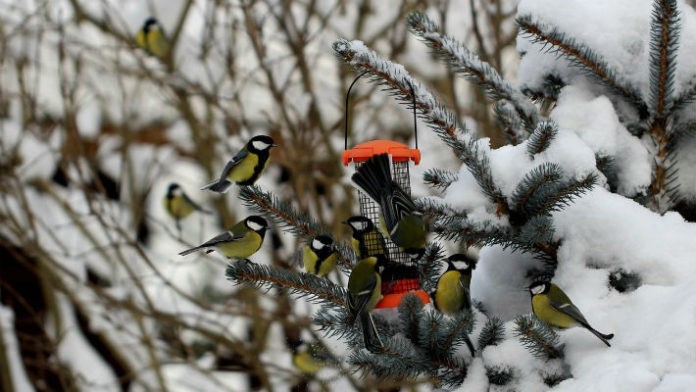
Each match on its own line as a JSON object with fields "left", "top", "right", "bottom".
{"left": 0, "top": 307, "right": 34, "bottom": 392}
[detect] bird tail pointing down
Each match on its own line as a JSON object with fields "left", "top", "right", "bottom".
{"left": 200, "top": 179, "right": 233, "bottom": 194}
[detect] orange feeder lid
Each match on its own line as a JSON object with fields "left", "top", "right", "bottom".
{"left": 375, "top": 278, "right": 430, "bottom": 308}
{"left": 342, "top": 139, "right": 421, "bottom": 166}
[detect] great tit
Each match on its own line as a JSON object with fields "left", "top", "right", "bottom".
{"left": 351, "top": 153, "right": 426, "bottom": 259}
{"left": 179, "top": 215, "right": 267, "bottom": 259}
{"left": 432, "top": 254, "right": 477, "bottom": 316}
{"left": 163, "top": 183, "right": 211, "bottom": 231}
{"left": 347, "top": 256, "right": 385, "bottom": 353}
{"left": 201, "top": 135, "right": 278, "bottom": 194}
{"left": 529, "top": 281, "right": 614, "bottom": 347}
{"left": 290, "top": 341, "right": 326, "bottom": 376}
{"left": 302, "top": 235, "right": 338, "bottom": 277}
{"left": 342, "top": 216, "right": 389, "bottom": 260}
{"left": 136, "top": 17, "right": 169, "bottom": 58}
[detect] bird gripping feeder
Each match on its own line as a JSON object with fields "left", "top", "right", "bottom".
{"left": 342, "top": 72, "right": 430, "bottom": 308}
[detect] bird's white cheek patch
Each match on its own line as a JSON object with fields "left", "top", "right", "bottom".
{"left": 312, "top": 239, "right": 325, "bottom": 249}
{"left": 247, "top": 221, "right": 264, "bottom": 231}
{"left": 531, "top": 286, "right": 545, "bottom": 295}
{"left": 252, "top": 140, "right": 271, "bottom": 150}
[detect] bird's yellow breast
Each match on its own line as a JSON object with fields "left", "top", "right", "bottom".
{"left": 228, "top": 154, "right": 262, "bottom": 183}
{"left": 532, "top": 294, "right": 577, "bottom": 329}
{"left": 303, "top": 245, "right": 319, "bottom": 274}
{"left": 292, "top": 352, "right": 323, "bottom": 375}
{"left": 218, "top": 231, "right": 262, "bottom": 259}
{"left": 165, "top": 197, "right": 195, "bottom": 219}
{"left": 435, "top": 271, "right": 466, "bottom": 315}
{"left": 317, "top": 253, "right": 337, "bottom": 277}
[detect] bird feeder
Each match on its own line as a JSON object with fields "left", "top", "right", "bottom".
{"left": 342, "top": 73, "right": 430, "bottom": 308}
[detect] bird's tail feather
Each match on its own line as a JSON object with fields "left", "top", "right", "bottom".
{"left": 200, "top": 179, "right": 233, "bottom": 194}
{"left": 352, "top": 153, "right": 392, "bottom": 204}
{"left": 179, "top": 246, "right": 205, "bottom": 256}
{"left": 360, "top": 312, "right": 384, "bottom": 353}
{"left": 587, "top": 327, "right": 613, "bottom": 347}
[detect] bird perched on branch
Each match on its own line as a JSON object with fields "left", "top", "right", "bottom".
{"left": 351, "top": 153, "right": 426, "bottom": 259}
{"left": 302, "top": 235, "right": 338, "bottom": 277}
{"left": 163, "top": 183, "right": 211, "bottom": 232}
{"left": 529, "top": 281, "right": 614, "bottom": 347}
{"left": 202, "top": 135, "right": 278, "bottom": 194}
{"left": 347, "top": 256, "right": 385, "bottom": 353}
{"left": 179, "top": 215, "right": 267, "bottom": 259}
{"left": 432, "top": 253, "right": 477, "bottom": 316}
{"left": 136, "top": 17, "right": 169, "bottom": 59}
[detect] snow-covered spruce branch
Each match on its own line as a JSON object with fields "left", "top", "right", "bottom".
{"left": 527, "top": 120, "right": 558, "bottom": 158}
{"left": 517, "top": 15, "right": 648, "bottom": 116}
{"left": 513, "top": 314, "right": 562, "bottom": 360}
{"left": 423, "top": 168, "right": 459, "bottom": 191}
{"left": 332, "top": 39, "right": 508, "bottom": 212}
{"left": 648, "top": 0, "right": 680, "bottom": 119}
{"left": 238, "top": 185, "right": 354, "bottom": 270}
{"left": 534, "top": 173, "right": 597, "bottom": 216}
{"left": 226, "top": 260, "right": 348, "bottom": 309}
{"left": 477, "top": 317, "right": 505, "bottom": 350}
{"left": 511, "top": 163, "right": 565, "bottom": 217}
{"left": 407, "top": 11, "right": 539, "bottom": 135}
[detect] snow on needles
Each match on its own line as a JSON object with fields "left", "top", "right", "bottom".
{"left": 440, "top": 1, "right": 696, "bottom": 391}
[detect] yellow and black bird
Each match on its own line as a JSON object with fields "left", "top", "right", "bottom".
{"left": 432, "top": 254, "right": 477, "bottom": 316}
{"left": 343, "top": 215, "right": 389, "bottom": 260}
{"left": 347, "top": 256, "right": 385, "bottom": 353}
{"left": 201, "top": 135, "right": 278, "bottom": 194}
{"left": 291, "top": 341, "right": 327, "bottom": 376}
{"left": 178, "top": 215, "right": 267, "bottom": 259}
{"left": 136, "top": 17, "right": 169, "bottom": 58}
{"left": 351, "top": 153, "right": 426, "bottom": 260}
{"left": 163, "top": 183, "right": 211, "bottom": 231}
{"left": 529, "top": 281, "right": 614, "bottom": 347}
{"left": 302, "top": 235, "right": 338, "bottom": 277}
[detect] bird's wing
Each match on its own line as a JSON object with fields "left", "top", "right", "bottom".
{"left": 217, "top": 148, "right": 249, "bottom": 180}
{"left": 348, "top": 273, "right": 378, "bottom": 316}
{"left": 548, "top": 291, "right": 590, "bottom": 326}
{"left": 383, "top": 187, "right": 417, "bottom": 230}
{"left": 199, "top": 231, "right": 243, "bottom": 248}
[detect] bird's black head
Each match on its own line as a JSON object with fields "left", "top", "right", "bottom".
{"left": 447, "top": 253, "right": 477, "bottom": 272}
{"left": 342, "top": 216, "right": 373, "bottom": 234}
{"left": 310, "top": 235, "right": 334, "bottom": 254}
{"left": 528, "top": 281, "right": 551, "bottom": 296}
{"left": 245, "top": 215, "right": 268, "bottom": 234}
{"left": 166, "top": 183, "right": 182, "bottom": 199}
{"left": 248, "top": 135, "right": 277, "bottom": 152}
{"left": 142, "top": 17, "right": 159, "bottom": 32}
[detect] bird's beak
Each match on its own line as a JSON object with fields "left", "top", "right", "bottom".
{"left": 341, "top": 221, "right": 348, "bottom": 225}
{"left": 271, "top": 143, "right": 279, "bottom": 147}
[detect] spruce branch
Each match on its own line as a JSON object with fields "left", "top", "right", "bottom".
{"left": 349, "top": 336, "right": 434, "bottom": 379}
{"left": 649, "top": 0, "right": 680, "bottom": 119}
{"left": 517, "top": 15, "right": 648, "bottom": 117}
{"left": 486, "top": 365, "right": 515, "bottom": 386}
{"left": 408, "top": 11, "right": 539, "bottom": 133}
{"left": 511, "top": 162, "right": 564, "bottom": 216}
{"left": 226, "top": 260, "right": 348, "bottom": 308}
{"left": 398, "top": 294, "right": 426, "bottom": 344}
{"left": 313, "top": 305, "right": 359, "bottom": 341}
{"left": 332, "top": 39, "right": 509, "bottom": 213}
{"left": 671, "top": 83, "right": 696, "bottom": 114}
{"left": 238, "top": 185, "right": 353, "bottom": 269}
{"left": 493, "top": 101, "right": 528, "bottom": 145}
{"left": 514, "top": 314, "right": 562, "bottom": 360}
{"left": 416, "top": 243, "right": 445, "bottom": 294}
{"left": 527, "top": 120, "right": 559, "bottom": 157}
{"left": 423, "top": 168, "right": 459, "bottom": 191}
{"left": 478, "top": 317, "right": 505, "bottom": 350}
{"left": 536, "top": 173, "right": 597, "bottom": 215}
